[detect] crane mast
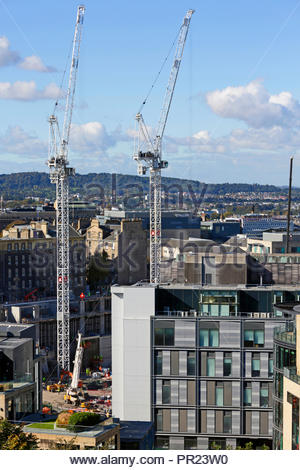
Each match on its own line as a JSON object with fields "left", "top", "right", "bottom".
{"left": 48, "top": 5, "right": 85, "bottom": 372}
{"left": 134, "top": 9, "right": 194, "bottom": 284}
{"left": 69, "top": 332, "right": 84, "bottom": 391}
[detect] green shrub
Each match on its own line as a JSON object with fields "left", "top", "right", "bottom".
{"left": 67, "top": 412, "right": 102, "bottom": 433}
{"left": 56, "top": 411, "right": 72, "bottom": 428}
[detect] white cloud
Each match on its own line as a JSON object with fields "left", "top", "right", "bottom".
{"left": 0, "top": 36, "right": 56, "bottom": 73}
{"left": 0, "top": 80, "right": 63, "bottom": 101}
{"left": 19, "top": 55, "right": 57, "bottom": 73}
{"left": 206, "top": 79, "right": 300, "bottom": 128}
{"left": 0, "top": 126, "right": 47, "bottom": 157}
{"left": 0, "top": 36, "right": 20, "bottom": 67}
{"left": 70, "top": 122, "right": 118, "bottom": 155}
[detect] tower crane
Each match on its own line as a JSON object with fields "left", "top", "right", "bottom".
{"left": 133, "top": 10, "right": 194, "bottom": 285}
{"left": 48, "top": 5, "right": 85, "bottom": 372}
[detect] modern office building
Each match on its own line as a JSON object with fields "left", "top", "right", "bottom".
{"left": 242, "top": 215, "right": 293, "bottom": 237}
{"left": 112, "top": 284, "right": 297, "bottom": 449}
{"left": 0, "top": 323, "right": 42, "bottom": 421}
{"left": 273, "top": 303, "right": 300, "bottom": 450}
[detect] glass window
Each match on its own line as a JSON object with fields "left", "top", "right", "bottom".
{"left": 244, "top": 384, "right": 252, "bottom": 406}
{"left": 252, "top": 355, "right": 260, "bottom": 377}
{"left": 155, "top": 328, "right": 163, "bottom": 345}
{"left": 223, "top": 354, "right": 232, "bottom": 377}
{"left": 244, "top": 329, "right": 254, "bottom": 346}
{"left": 187, "top": 352, "right": 196, "bottom": 376}
{"left": 211, "top": 305, "right": 219, "bottom": 316}
{"left": 244, "top": 329, "right": 264, "bottom": 347}
{"left": 154, "top": 327, "right": 174, "bottom": 346}
{"left": 216, "top": 384, "right": 224, "bottom": 406}
{"left": 207, "top": 356, "right": 215, "bottom": 377}
{"left": 165, "top": 328, "right": 174, "bottom": 346}
{"left": 155, "top": 410, "right": 163, "bottom": 432}
{"left": 209, "top": 329, "right": 219, "bottom": 347}
{"left": 269, "top": 354, "right": 274, "bottom": 377}
{"left": 155, "top": 351, "right": 162, "bottom": 375}
{"left": 200, "top": 328, "right": 219, "bottom": 347}
{"left": 155, "top": 436, "right": 169, "bottom": 450}
{"left": 260, "top": 384, "right": 269, "bottom": 408}
{"left": 162, "top": 381, "right": 170, "bottom": 404}
{"left": 220, "top": 304, "right": 230, "bottom": 316}
{"left": 184, "top": 437, "right": 197, "bottom": 450}
{"left": 200, "top": 329, "right": 209, "bottom": 346}
{"left": 254, "top": 330, "right": 264, "bottom": 346}
{"left": 223, "top": 411, "right": 232, "bottom": 433}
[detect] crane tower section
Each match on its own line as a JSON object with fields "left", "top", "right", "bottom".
{"left": 48, "top": 5, "right": 85, "bottom": 372}
{"left": 134, "top": 9, "right": 194, "bottom": 285}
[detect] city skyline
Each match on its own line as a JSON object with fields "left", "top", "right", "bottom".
{"left": 1, "top": 1, "right": 300, "bottom": 184}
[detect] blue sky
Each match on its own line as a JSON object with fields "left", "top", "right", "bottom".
{"left": 1, "top": 0, "right": 300, "bottom": 185}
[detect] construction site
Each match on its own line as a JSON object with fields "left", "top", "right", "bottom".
{"left": 38, "top": 5, "right": 193, "bottom": 423}
{"left": 0, "top": 5, "right": 193, "bottom": 450}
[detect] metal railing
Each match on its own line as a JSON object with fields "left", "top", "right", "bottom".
{"left": 274, "top": 326, "right": 296, "bottom": 345}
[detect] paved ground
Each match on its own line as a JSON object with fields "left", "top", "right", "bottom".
{"left": 43, "top": 380, "right": 112, "bottom": 414}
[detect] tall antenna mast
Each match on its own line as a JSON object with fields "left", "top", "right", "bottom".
{"left": 286, "top": 156, "right": 293, "bottom": 254}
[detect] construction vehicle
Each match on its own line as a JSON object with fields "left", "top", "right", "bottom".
{"left": 64, "top": 332, "right": 88, "bottom": 405}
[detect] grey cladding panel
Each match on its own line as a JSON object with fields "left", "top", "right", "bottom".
{"left": 162, "top": 350, "right": 170, "bottom": 375}
{"left": 252, "top": 382, "right": 260, "bottom": 407}
{"left": 245, "top": 352, "right": 252, "bottom": 378}
{"left": 215, "top": 351, "right": 223, "bottom": 377}
{"left": 232, "top": 352, "right": 240, "bottom": 377}
{"left": 260, "top": 353, "right": 269, "bottom": 378}
{"left": 175, "top": 320, "right": 195, "bottom": 347}
{"left": 268, "top": 411, "right": 273, "bottom": 435}
{"left": 252, "top": 411, "right": 259, "bottom": 435}
{"left": 200, "top": 381, "right": 206, "bottom": 406}
{"left": 232, "top": 381, "right": 240, "bottom": 407}
{"left": 265, "top": 322, "right": 277, "bottom": 349}
{"left": 179, "top": 380, "right": 187, "bottom": 405}
{"left": 197, "top": 437, "right": 209, "bottom": 450}
{"left": 170, "top": 436, "right": 184, "bottom": 450}
{"left": 187, "top": 410, "right": 196, "bottom": 433}
{"left": 171, "top": 380, "right": 179, "bottom": 405}
{"left": 171, "top": 409, "right": 179, "bottom": 433}
{"left": 207, "top": 410, "right": 215, "bottom": 433}
{"left": 156, "top": 379, "right": 162, "bottom": 405}
{"left": 219, "top": 321, "right": 240, "bottom": 348}
{"left": 232, "top": 411, "right": 240, "bottom": 434}
{"left": 179, "top": 351, "right": 187, "bottom": 376}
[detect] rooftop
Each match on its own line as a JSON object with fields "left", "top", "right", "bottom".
{"left": 24, "top": 422, "right": 119, "bottom": 439}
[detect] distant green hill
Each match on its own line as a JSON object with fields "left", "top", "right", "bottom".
{"left": 0, "top": 171, "right": 292, "bottom": 200}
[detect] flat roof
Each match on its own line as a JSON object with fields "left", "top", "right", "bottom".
{"left": 24, "top": 422, "right": 118, "bottom": 438}
{"left": 113, "top": 284, "right": 300, "bottom": 291}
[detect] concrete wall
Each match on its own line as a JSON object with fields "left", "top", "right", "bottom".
{"left": 112, "top": 285, "right": 155, "bottom": 421}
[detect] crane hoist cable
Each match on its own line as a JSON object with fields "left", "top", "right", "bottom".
{"left": 137, "top": 29, "right": 180, "bottom": 115}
